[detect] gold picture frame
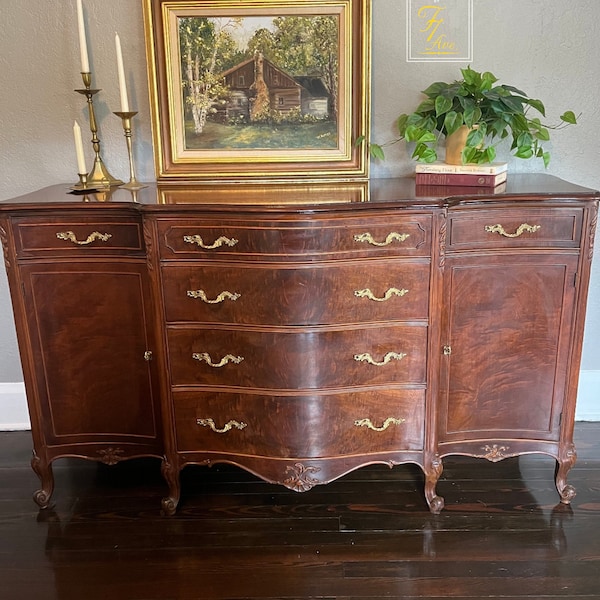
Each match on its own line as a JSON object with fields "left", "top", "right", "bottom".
{"left": 143, "top": 0, "right": 371, "bottom": 182}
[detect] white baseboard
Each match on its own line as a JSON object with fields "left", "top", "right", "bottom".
{"left": 576, "top": 370, "right": 600, "bottom": 421}
{"left": 0, "top": 382, "right": 30, "bottom": 430}
{"left": 1, "top": 373, "right": 599, "bottom": 431}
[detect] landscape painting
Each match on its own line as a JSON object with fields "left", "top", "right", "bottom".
{"left": 143, "top": 0, "right": 370, "bottom": 180}
{"left": 179, "top": 15, "right": 339, "bottom": 151}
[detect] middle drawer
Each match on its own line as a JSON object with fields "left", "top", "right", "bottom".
{"left": 167, "top": 324, "right": 427, "bottom": 389}
{"left": 162, "top": 261, "right": 430, "bottom": 325}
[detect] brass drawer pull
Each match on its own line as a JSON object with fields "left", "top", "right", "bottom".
{"left": 354, "top": 352, "right": 407, "bottom": 366}
{"left": 196, "top": 418, "right": 247, "bottom": 433}
{"left": 354, "top": 232, "right": 410, "bottom": 246}
{"left": 56, "top": 230, "right": 112, "bottom": 245}
{"left": 187, "top": 290, "right": 241, "bottom": 303}
{"left": 192, "top": 352, "right": 244, "bottom": 367}
{"left": 354, "top": 417, "right": 406, "bottom": 432}
{"left": 183, "top": 234, "right": 238, "bottom": 249}
{"left": 484, "top": 223, "right": 541, "bottom": 238}
{"left": 354, "top": 287, "right": 409, "bottom": 302}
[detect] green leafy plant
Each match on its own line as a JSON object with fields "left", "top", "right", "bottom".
{"left": 361, "top": 66, "right": 578, "bottom": 167}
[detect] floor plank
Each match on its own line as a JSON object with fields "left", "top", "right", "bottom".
{"left": 0, "top": 424, "right": 600, "bottom": 599}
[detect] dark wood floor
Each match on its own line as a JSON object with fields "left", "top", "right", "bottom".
{"left": 2, "top": 425, "right": 600, "bottom": 599}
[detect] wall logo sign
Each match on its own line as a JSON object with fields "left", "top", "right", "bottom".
{"left": 407, "top": 0, "right": 473, "bottom": 62}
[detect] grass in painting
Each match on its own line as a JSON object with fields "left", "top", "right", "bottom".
{"left": 185, "top": 121, "right": 338, "bottom": 150}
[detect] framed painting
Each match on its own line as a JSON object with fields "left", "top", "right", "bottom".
{"left": 143, "top": 0, "right": 371, "bottom": 181}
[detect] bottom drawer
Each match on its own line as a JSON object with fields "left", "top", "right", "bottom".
{"left": 173, "top": 389, "right": 425, "bottom": 458}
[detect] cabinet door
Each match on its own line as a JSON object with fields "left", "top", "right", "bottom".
{"left": 439, "top": 254, "right": 578, "bottom": 443}
{"left": 21, "top": 262, "right": 161, "bottom": 456}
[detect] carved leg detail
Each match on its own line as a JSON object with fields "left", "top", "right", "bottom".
{"left": 424, "top": 455, "right": 444, "bottom": 515}
{"left": 30, "top": 451, "right": 54, "bottom": 509}
{"left": 555, "top": 444, "right": 577, "bottom": 504}
{"left": 160, "top": 456, "right": 180, "bottom": 516}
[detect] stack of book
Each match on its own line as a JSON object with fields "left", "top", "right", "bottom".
{"left": 415, "top": 161, "right": 508, "bottom": 188}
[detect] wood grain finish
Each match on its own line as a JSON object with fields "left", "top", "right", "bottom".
{"left": 0, "top": 175, "right": 597, "bottom": 516}
{"left": 167, "top": 325, "right": 427, "bottom": 388}
{"left": 161, "top": 260, "right": 430, "bottom": 325}
{"left": 156, "top": 214, "right": 432, "bottom": 260}
{"left": 13, "top": 216, "right": 144, "bottom": 255}
{"left": 439, "top": 256, "right": 576, "bottom": 441}
{"left": 173, "top": 389, "right": 425, "bottom": 457}
{"left": 447, "top": 207, "right": 583, "bottom": 249}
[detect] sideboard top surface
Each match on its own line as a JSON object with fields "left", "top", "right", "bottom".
{"left": 1, "top": 175, "right": 598, "bottom": 215}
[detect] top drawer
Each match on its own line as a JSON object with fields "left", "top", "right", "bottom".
{"left": 12, "top": 216, "right": 144, "bottom": 257}
{"left": 156, "top": 214, "right": 432, "bottom": 261}
{"left": 447, "top": 208, "right": 584, "bottom": 250}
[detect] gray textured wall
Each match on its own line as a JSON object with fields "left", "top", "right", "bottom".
{"left": 0, "top": 0, "right": 599, "bottom": 393}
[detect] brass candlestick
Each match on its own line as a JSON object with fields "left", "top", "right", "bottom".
{"left": 75, "top": 72, "right": 122, "bottom": 187}
{"left": 70, "top": 172, "right": 108, "bottom": 194}
{"left": 73, "top": 172, "right": 90, "bottom": 191}
{"left": 114, "top": 111, "right": 146, "bottom": 190}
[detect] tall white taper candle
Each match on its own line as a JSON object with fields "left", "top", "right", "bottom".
{"left": 73, "top": 120, "right": 87, "bottom": 174}
{"left": 115, "top": 33, "right": 130, "bottom": 112}
{"left": 76, "top": 0, "right": 90, "bottom": 72}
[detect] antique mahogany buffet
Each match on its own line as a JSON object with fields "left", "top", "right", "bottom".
{"left": 1, "top": 174, "right": 598, "bottom": 515}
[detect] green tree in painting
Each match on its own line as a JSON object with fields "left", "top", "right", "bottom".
{"left": 249, "top": 16, "right": 338, "bottom": 120}
{"left": 179, "top": 17, "right": 241, "bottom": 134}
{"left": 310, "top": 17, "right": 339, "bottom": 121}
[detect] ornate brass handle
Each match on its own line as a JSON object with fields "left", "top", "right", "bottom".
{"left": 187, "top": 290, "right": 241, "bottom": 303}
{"left": 484, "top": 223, "right": 541, "bottom": 238}
{"left": 183, "top": 234, "right": 238, "bottom": 249}
{"left": 354, "top": 417, "right": 406, "bottom": 432}
{"left": 354, "top": 287, "right": 409, "bottom": 302}
{"left": 354, "top": 232, "right": 410, "bottom": 246}
{"left": 354, "top": 352, "right": 407, "bottom": 366}
{"left": 56, "top": 231, "right": 112, "bottom": 245}
{"left": 196, "top": 418, "right": 247, "bottom": 433}
{"left": 192, "top": 352, "right": 244, "bottom": 367}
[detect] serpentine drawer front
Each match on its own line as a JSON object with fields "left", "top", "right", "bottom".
{"left": 0, "top": 176, "right": 597, "bottom": 516}
{"left": 167, "top": 325, "right": 428, "bottom": 389}
{"left": 161, "top": 261, "right": 430, "bottom": 325}
{"left": 156, "top": 214, "right": 432, "bottom": 259}
{"left": 173, "top": 390, "right": 425, "bottom": 457}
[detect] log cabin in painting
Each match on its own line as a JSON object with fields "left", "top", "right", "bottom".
{"left": 219, "top": 51, "right": 330, "bottom": 122}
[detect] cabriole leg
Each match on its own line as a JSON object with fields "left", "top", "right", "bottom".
{"left": 424, "top": 454, "right": 445, "bottom": 514}
{"left": 555, "top": 444, "right": 577, "bottom": 504}
{"left": 30, "top": 450, "right": 54, "bottom": 509}
{"left": 160, "top": 456, "right": 181, "bottom": 516}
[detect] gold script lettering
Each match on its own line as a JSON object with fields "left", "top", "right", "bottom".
{"left": 418, "top": 5, "right": 446, "bottom": 41}
{"left": 417, "top": 5, "right": 459, "bottom": 56}
{"left": 426, "top": 34, "right": 457, "bottom": 54}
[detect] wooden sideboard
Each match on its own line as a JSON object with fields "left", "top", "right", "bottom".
{"left": 1, "top": 175, "right": 597, "bottom": 514}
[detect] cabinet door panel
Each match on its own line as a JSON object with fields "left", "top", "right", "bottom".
{"left": 22, "top": 263, "right": 159, "bottom": 445}
{"left": 440, "top": 255, "right": 577, "bottom": 441}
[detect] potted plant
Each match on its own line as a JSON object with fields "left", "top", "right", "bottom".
{"left": 364, "top": 66, "right": 577, "bottom": 167}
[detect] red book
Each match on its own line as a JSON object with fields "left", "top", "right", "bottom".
{"left": 415, "top": 171, "right": 507, "bottom": 187}
{"left": 415, "top": 182, "right": 507, "bottom": 197}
